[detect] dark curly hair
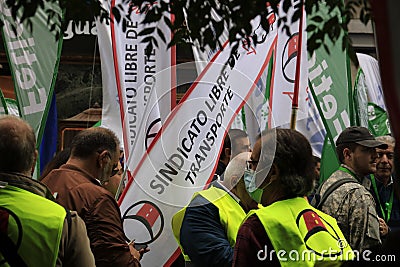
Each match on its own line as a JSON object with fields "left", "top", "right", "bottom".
{"left": 259, "top": 128, "right": 315, "bottom": 197}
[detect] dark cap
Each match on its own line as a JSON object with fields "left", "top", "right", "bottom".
{"left": 336, "top": 126, "right": 388, "bottom": 149}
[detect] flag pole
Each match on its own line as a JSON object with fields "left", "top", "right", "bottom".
{"left": 290, "top": 0, "right": 304, "bottom": 130}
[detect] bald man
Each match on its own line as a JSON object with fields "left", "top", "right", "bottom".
{"left": 172, "top": 152, "right": 258, "bottom": 266}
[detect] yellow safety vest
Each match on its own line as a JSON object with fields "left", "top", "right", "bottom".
{"left": 171, "top": 186, "right": 246, "bottom": 261}
{"left": 248, "top": 197, "right": 354, "bottom": 267}
{"left": 0, "top": 185, "right": 66, "bottom": 267}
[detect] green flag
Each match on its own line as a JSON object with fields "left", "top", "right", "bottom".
{"left": 0, "top": 0, "right": 63, "bottom": 148}
{"left": 368, "top": 103, "right": 390, "bottom": 137}
{"left": 307, "top": 2, "right": 352, "bottom": 181}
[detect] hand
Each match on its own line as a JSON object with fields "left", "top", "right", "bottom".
{"left": 138, "top": 246, "right": 150, "bottom": 259}
{"left": 128, "top": 242, "right": 141, "bottom": 261}
{"left": 378, "top": 217, "right": 389, "bottom": 237}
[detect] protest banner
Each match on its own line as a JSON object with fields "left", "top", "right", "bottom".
{"left": 109, "top": 0, "right": 175, "bottom": 177}
{"left": 119, "top": 14, "right": 278, "bottom": 266}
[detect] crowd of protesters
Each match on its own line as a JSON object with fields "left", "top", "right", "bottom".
{"left": 1, "top": 113, "right": 399, "bottom": 266}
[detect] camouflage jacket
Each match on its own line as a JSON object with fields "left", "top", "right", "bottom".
{"left": 319, "top": 166, "right": 381, "bottom": 253}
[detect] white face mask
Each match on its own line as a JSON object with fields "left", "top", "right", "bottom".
{"left": 243, "top": 169, "right": 264, "bottom": 203}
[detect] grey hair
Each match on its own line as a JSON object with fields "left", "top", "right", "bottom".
{"left": 0, "top": 115, "right": 36, "bottom": 173}
{"left": 376, "top": 135, "right": 395, "bottom": 147}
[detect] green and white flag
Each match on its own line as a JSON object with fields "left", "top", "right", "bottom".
{"left": 355, "top": 53, "right": 391, "bottom": 136}
{"left": 4, "top": 98, "right": 20, "bottom": 116}
{"left": 354, "top": 70, "right": 390, "bottom": 137}
{"left": 368, "top": 103, "right": 390, "bottom": 136}
{"left": 0, "top": 0, "right": 63, "bottom": 147}
{"left": 307, "top": 2, "right": 352, "bottom": 181}
{"left": 354, "top": 69, "right": 369, "bottom": 127}
{"left": 0, "top": 90, "right": 20, "bottom": 116}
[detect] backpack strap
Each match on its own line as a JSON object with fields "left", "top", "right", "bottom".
{"left": 313, "top": 177, "right": 358, "bottom": 209}
{"left": 65, "top": 208, "right": 72, "bottom": 234}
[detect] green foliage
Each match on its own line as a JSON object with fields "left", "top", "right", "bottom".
{"left": 3, "top": 0, "right": 372, "bottom": 59}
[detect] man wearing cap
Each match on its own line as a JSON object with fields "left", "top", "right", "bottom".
{"left": 318, "top": 126, "right": 388, "bottom": 253}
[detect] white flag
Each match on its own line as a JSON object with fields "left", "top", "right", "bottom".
{"left": 119, "top": 16, "right": 277, "bottom": 266}
{"left": 98, "top": 0, "right": 175, "bottom": 175}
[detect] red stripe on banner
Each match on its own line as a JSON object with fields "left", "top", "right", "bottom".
{"left": 136, "top": 203, "right": 159, "bottom": 227}
{"left": 268, "top": 41, "right": 278, "bottom": 129}
{"left": 292, "top": 2, "right": 304, "bottom": 108}
{"left": 170, "top": 13, "right": 177, "bottom": 110}
{"left": 110, "top": 0, "right": 130, "bottom": 161}
{"left": 164, "top": 248, "right": 182, "bottom": 267}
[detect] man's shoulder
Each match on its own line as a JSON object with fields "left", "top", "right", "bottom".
{"left": 43, "top": 169, "right": 115, "bottom": 208}
{"left": 321, "top": 170, "right": 374, "bottom": 208}
{"left": 321, "top": 170, "right": 361, "bottom": 194}
{"left": 43, "top": 168, "right": 100, "bottom": 191}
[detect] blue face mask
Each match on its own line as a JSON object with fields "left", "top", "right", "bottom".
{"left": 244, "top": 169, "right": 264, "bottom": 203}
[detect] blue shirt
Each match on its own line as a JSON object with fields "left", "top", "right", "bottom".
{"left": 180, "top": 182, "right": 242, "bottom": 267}
{"left": 369, "top": 176, "right": 400, "bottom": 232}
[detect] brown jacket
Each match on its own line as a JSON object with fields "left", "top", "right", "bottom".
{"left": 42, "top": 164, "right": 140, "bottom": 267}
{"left": 0, "top": 172, "right": 95, "bottom": 267}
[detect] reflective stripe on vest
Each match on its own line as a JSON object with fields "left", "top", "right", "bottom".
{"left": 0, "top": 185, "right": 66, "bottom": 267}
{"left": 171, "top": 207, "right": 191, "bottom": 261}
{"left": 248, "top": 197, "right": 354, "bottom": 266}
{"left": 171, "top": 186, "right": 246, "bottom": 261}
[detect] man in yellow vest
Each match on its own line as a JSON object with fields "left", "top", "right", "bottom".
{"left": 233, "top": 128, "right": 354, "bottom": 267}
{"left": 0, "top": 115, "right": 95, "bottom": 267}
{"left": 172, "top": 152, "right": 258, "bottom": 266}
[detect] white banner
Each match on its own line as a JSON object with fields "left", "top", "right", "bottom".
{"left": 98, "top": 0, "right": 174, "bottom": 174}
{"left": 357, "top": 53, "right": 387, "bottom": 110}
{"left": 269, "top": 0, "right": 308, "bottom": 127}
{"left": 190, "top": 6, "right": 275, "bottom": 146}
{"left": 118, "top": 16, "right": 277, "bottom": 266}
{"left": 96, "top": 2, "right": 123, "bottom": 145}
{"left": 190, "top": 1, "right": 325, "bottom": 155}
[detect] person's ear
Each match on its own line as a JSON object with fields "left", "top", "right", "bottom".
{"left": 31, "top": 150, "right": 38, "bottom": 175}
{"left": 97, "top": 150, "right": 110, "bottom": 168}
{"left": 268, "top": 163, "right": 280, "bottom": 183}
{"left": 343, "top": 148, "right": 352, "bottom": 161}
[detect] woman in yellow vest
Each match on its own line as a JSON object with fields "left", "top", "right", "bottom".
{"left": 233, "top": 128, "right": 354, "bottom": 267}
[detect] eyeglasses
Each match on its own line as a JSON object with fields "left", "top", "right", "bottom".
{"left": 104, "top": 152, "right": 120, "bottom": 177}
{"left": 110, "top": 163, "right": 120, "bottom": 177}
